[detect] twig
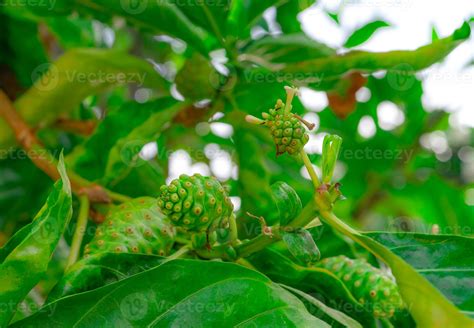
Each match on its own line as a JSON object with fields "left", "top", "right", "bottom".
{"left": 66, "top": 194, "right": 90, "bottom": 270}
{"left": 53, "top": 118, "right": 97, "bottom": 136}
{"left": 0, "top": 89, "right": 131, "bottom": 203}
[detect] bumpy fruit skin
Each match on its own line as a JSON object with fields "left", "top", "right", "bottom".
{"left": 264, "top": 100, "right": 309, "bottom": 156}
{"left": 158, "top": 174, "right": 234, "bottom": 232}
{"left": 84, "top": 197, "right": 176, "bottom": 257}
{"left": 316, "top": 255, "right": 404, "bottom": 318}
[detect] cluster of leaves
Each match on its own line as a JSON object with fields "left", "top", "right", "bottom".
{"left": 0, "top": 1, "right": 473, "bottom": 327}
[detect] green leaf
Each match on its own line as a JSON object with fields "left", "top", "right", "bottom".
{"left": 432, "top": 25, "right": 440, "bottom": 41}
{"left": 0, "top": 48, "right": 168, "bottom": 149}
{"left": 0, "top": 14, "right": 49, "bottom": 88}
{"left": 344, "top": 20, "right": 391, "bottom": 48}
{"left": 271, "top": 181, "right": 303, "bottom": 225}
{"left": 68, "top": 98, "right": 181, "bottom": 184}
{"left": 245, "top": 33, "right": 336, "bottom": 63}
{"left": 282, "top": 284, "right": 363, "bottom": 328}
{"left": 0, "top": 154, "right": 72, "bottom": 327}
{"left": 15, "top": 260, "right": 330, "bottom": 327}
{"left": 282, "top": 229, "right": 321, "bottom": 265}
{"left": 234, "top": 126, "right": 275, "bottom": 235}
{"left": 252, "top": 22, "right": 471, "bottom": 82}
{"left": 321, "top": 134, "right": 343, "bottom": 184}
{"left": 0, "top": 157, "right": 51, "bottom": 235}
{"left": 318, "top": 209, "right": 473, "bottom": 327}
{"left": 226, "top": 0, "right": 285, "bottom": 39}
{"left": 276, "top": 0, "right": 315, "bottom": 33}
{"left": 367, "top": 232, "right": 474, "bottom": 317}
{"left": 169, "top": 0, "right": 230, "bottom": 41}
{"left": 17, "top": 0, "right": 215, "bottom": 54}
{"left": 100, "top": 101, "right": 183, "bottom": 187}
{"left": 45, "top": 16, "right": 97, "bottom": 49}
{"left": 248, "top": 247, "right": 370, "bottom": 322}
{"left": 48, "top": 252, "right": 165, "bottom": 302}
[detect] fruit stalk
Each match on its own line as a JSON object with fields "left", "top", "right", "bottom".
{"left": 66, "top": 195, "right": 90, "bottom": 270}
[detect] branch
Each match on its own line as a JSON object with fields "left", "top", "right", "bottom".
{"left": 0, "top": 89, "right": 131, "bottom": 203}
{"left": 53, "top": 118, "right": 97, "bottom": 136}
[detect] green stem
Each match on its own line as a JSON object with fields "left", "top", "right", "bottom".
{"left": 234, "top": 201, "right": 317, "bottom": 259}
{"left": 300, "top": 149, "right": 321, "bottom": 189}
{"left": 236, "top": 233, "right": 279, "bottom": 259}
{"left": 66, "top": 195, "right": 90, "bottom": 270}
{"left": 174, "top": 235, "right": 191, "bottom": 245}
{"left": 166, "top": 245, "right": 190, "bottom": 261}
{"left": 286, "top": 201, "right": 318, "bottom": 229}
{"left": 229, "top": 213, "right": 239, "bottom": 246}
{"left": 107, "top": 190, "right": 132, "bottom": 203}
{"left": 195, "top": 244, "right": 231, "bottom": 260}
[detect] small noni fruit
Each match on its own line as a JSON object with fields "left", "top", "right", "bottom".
{"left": 84, "top": 197, "right": 176, "bottom": 257}
{"left": 158, "top": 174, "right": 234, "bottom": 232}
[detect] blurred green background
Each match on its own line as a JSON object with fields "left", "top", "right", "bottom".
{"left": 0, "top": 0, "right": 473, "bottom": 246}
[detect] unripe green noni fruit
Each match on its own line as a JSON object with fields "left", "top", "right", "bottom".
{"left": 316, "top": 255, "right": 404, "bottom": 318}
{"left": 84, "top": 197, "right": 176, "bottom": 257}
{"left": 175, "top": 53, "right": 217, "bottom": 101}
{"left": 264, "top": 100, "right": 309, "bottom": 156}
{"left": 158, "top": 174, "right": 234, "bottom": 232}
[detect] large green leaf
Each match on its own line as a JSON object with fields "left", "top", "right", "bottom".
{"left": 344, "top": 20, "right": 391, "bottom": 48}
{"left": 0, "top": 154, "right": 72, "bottom": 327}
{"left": 283, "top": 284, "right": 363, "bottom": 328}
{"left": 5, "top": 0, "right": 215, "bottom": 54}
{"left": 226, "top": 0, "right": 286, "bottom": 39}
{"left": 249, "top": 22, "right": 471, "bottom": 81}
{"left": 276, "top": 0, "right": 315, "bottom": 34}
{"left": 48, "top": 252, "right": 164, "bottom": 302}
{"left": 0, "top": 48, "right": 168, "bottom": 149}
{"left": 245, "top": 33, "right": 335, "bottom": 63}
{"left": 249, "top": 246, "right": 371, "bottom": 324}
{"left": 64, "top": 0, "right": 214, "bottom": 54}
{"left": 169, "top": 0, "right": 230, "bottom": 40}
{"left": 317, "top": 209, "right": 473, "bottom": 327}
{"left": 367, "top": 232, "right": 474, "bottom": 317}
{"left": 15, "top": 259, "right": 329, "bottom": 327}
